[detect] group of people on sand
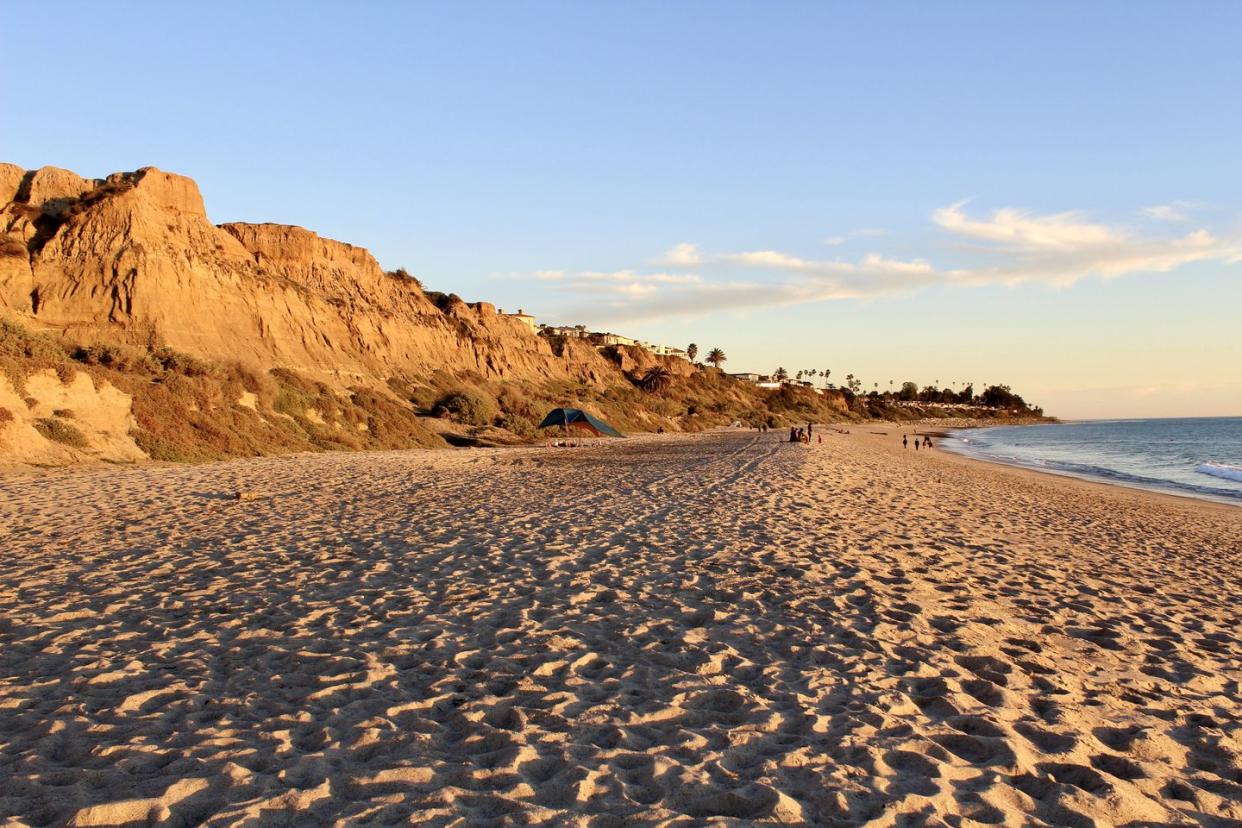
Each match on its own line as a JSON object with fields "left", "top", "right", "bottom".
{"left": 903, "top": 433, "right": 933, "bottom": 450}
{"left": 789, "top": 422, "right": 821, "bottom": 444}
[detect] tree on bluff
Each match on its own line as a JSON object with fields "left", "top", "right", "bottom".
{"left": 638, "top": 365, "right": 673, "bottom": 395}
{"left": 980, "top": 384, "right": 1027, "bottom": 410}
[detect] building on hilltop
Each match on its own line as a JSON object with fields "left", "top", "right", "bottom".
{"left": 539, "top": 324, "right": 590, "bottom": 339}
{"left": 537, "top": 324, "right": 688, "bottom": 360}
{"left": 590, "top": 332, "right": 638, "bottom": 347}
{"left": 729, "top": 372, "right": 785, "bottom": 389}
{"left": 648, "top": 344, "right": 689, "bottom": 360}
{"left": 499, "top": 308, "right": 537, "bottom": 333}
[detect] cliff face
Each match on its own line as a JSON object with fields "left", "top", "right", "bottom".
{"left": 0, "top": 163, "right": 615, "bottom": 386}
{"left": 0, "top": 162, "right": 866, "bottom": 467}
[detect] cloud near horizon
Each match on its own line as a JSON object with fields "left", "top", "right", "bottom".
{"left": 509, "top": 202, "right": 1242, "bottom": 324}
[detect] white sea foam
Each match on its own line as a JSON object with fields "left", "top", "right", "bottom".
{"left": 1195, "top": 462, "right": 1242, "bottom": 483}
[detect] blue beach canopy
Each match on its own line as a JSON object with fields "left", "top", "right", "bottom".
{"left": 537, "top": 407, "right": 623, "bottom": 437}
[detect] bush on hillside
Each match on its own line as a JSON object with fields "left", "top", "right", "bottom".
{"left": 349, "top": 387, "right": 444, "bottom": 450}
{"left": 493, "top": 386, "right": 541, "bottom": 437}
{"left": 149, "top": 347, "right": 212, "bottom": 377}
{"left": 0, "top": 318, "right": 73, "bottom": 392}
{"left": 387, "top": 267, "right": 423, "bottom": 290}
{"left": 433, "top": 388, "right": 498, "bottom": 426}
{"left": 34, "top": 417, "right": 88, "bottom": 449}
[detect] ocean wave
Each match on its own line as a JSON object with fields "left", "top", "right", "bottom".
{"left": 942, "top": 419, "right": 1242, "bottom": 505}
{"left": 1040, "top": 460, "right": 1173, "bottom": 487}
{"left": 946, "top": 447, "right": 1242, "bottom": 503}
{"left": 1196, "top": 462, "right": 1242, "bottom": 483}
{"left": 1035, "top": 459, "right": 1242, "bottom": 501}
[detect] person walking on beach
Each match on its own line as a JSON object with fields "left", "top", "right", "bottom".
{"left": 790, "top": 426, "right": 798, "bottom": 443}
{"left": 914, "top": 436, "right": 919, "bottom": 451}
{"left": 924, "top": 435, "right": 932, "bottom": 449}
{"left": 902, "top": 434, "right": 908, "bottom": 449}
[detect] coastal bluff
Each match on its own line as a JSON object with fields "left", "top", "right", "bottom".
{"left": 0, "top": 163, "right": 617, "bottom": 386}
{"left": 2, "top": 163, "right": 828, "bottom": 465}
{"left": 0, "top": 163, "right": 1024, "bottom": 467}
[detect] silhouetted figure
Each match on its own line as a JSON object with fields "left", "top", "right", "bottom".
{"left": 790, "top": 426, "right": 798, "bottom": 443}
{"left": 924, "top": 436, "right": 932, "bottom": 449}
{"left": 902, "top": 434, "right": 908, "bottom": 449}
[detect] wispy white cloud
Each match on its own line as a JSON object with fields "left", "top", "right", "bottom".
{"left": 933, "top": 202, "right": 1118, "bottom": 250}
{"left": 1142, "top": 201, "right": 1196, "bottom": 222}
{"left": 823, "top": 227, "right": 889, "bottom": 246}
{"left": 656, "top": 242, "right": 702, "bottom": 266}
{"left": 516, "top": 200, "right": 1242, "bottom": 324}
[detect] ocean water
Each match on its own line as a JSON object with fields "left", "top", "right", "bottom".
{"left": 946, "top": 417, "right": 1242, "bottom": 505}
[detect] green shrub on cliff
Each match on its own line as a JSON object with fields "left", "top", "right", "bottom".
{"left": 34, "top": 417, "right": 88, "bottom": 449}
{"left": 0, "top": 318, "right": 73, "bottom": 393}
{"left": 433, "top": 387, "right": 498, "bottom": 426}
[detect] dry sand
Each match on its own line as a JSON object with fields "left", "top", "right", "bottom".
{"left": 1, "top": 430, "right": 1240, "bottom": 826}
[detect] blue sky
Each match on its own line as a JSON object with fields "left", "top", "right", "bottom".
{"left": 3, "top": 1, "right": 1240, "bottom": 417}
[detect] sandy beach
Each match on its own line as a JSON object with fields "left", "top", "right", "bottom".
{"left": 1, "top": 430, "right": 1240, "bottom": 826}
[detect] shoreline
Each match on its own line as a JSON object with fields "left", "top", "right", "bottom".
{"left": 929, "top": 420, "right": 1242, "bottom": 509}
{"left": 853, "top": 422, "right": 1237, "bottom": 513}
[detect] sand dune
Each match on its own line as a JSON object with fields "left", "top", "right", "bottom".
{"left": 1, "top": 430, "right": 1239, "bottom": 826}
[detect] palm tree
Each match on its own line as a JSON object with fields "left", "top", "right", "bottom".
{"left": 706, "top": 347, "right": 726, "bottom": 369}
{"left": 796, "top": 370, "right": 803, "bottom": 382}
{"left": 774, "top": 366, "right": 789, "bottom": 381}
{"left": 686, "top": 343, "right": 698, "bottom": 363}
{"left": 638, "top": 365, "right": 673, "bottom": 394}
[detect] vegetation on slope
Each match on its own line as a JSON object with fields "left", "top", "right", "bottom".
{"left": 0, "top": 319, "right": 446, "bottom": 461}
{"left": 0, "top": 317, "right": 1046, "bottom": 464}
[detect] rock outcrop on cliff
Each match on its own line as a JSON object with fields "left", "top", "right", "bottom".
{"left": 0, "top": 163, "right": 615, "bottom": 387}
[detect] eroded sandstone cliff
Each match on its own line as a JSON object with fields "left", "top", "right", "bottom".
{"left": 0, "top": 163, "right": 616, "bottom": 386}
{"left": 1, "top": 163, "right": 855, "bottom": 466}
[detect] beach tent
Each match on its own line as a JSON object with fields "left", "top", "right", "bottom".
{"left": 537, "top": 407, "right": 623, "bottom": 438}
